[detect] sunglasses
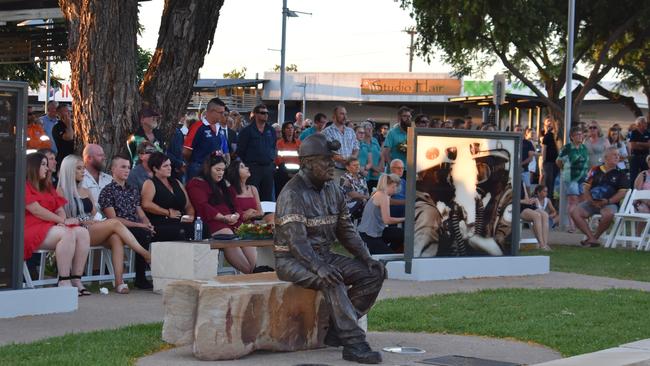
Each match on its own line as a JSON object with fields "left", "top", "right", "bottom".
{"left": 143, "top": 149, "right": 157, "bottom": 154}
{"left": 256, "top": 111, "right": 269, "bottom": 115}
{"left": 589, "top": 126, "right": 598, "bottom": 129}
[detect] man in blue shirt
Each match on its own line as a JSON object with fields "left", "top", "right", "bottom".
{"left": 299, "top": 112, "right": 327, "bottom": 141}
{"left": 182, "top": 98, "right": 229, "bottom": 180}
{"left": 237, "top": 104, "right": 277, "bottom": 201}
{"left": 382, "top": 106, "right": 412, "bottom": 175}
{"left": 40, "top": 100, "right": 59, "bottom": 153}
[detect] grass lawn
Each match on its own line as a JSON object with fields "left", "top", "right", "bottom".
{"left": 522, "top": 245, "right": 650, "bottom": 282}
{"left": 369, "top": 288, "right": 650, "bottom": 357}
{"left": 2, "top": 289, "right": 649, "bottom": 363}
{"left": 0, "top": 323, "right": 165, "bottom": 366}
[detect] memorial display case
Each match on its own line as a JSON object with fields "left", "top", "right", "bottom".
{"left": 0, "top": 81, "right": 27, "bottom": 290}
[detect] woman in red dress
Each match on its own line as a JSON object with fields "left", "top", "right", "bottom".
{"left": 186, "top": 154, "right": 256, "bottom": 273}
{"left": 24, "top": 153, "right": 90, "bottom": 294}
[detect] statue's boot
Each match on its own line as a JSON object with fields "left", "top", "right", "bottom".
{"left": 342, "top": 341, "right": 382, "bottom": 364}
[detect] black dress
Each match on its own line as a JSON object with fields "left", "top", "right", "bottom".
{"left": 147, "top": 176, "right": 193, "bottom": 241}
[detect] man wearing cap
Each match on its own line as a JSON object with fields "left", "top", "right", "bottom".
{"left": 274, "top": 133, "right": 385, "bottom": 364}
{"left": 126, "top": 105, "right": 165, "bottom": 165}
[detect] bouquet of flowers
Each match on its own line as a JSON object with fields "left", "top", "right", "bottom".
{"left": 397, "top": 141, "right": 408, "bottom": 153}
{"left": 236, "top": 223, "right": 274, "bottom": 240}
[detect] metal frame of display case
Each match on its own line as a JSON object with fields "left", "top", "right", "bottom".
{"left": 0, "top": 81, "right": 27, "bottom": 290}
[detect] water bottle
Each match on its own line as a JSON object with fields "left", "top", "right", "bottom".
{"left": 194, "top": 217, "right": 203, "bottom": 241}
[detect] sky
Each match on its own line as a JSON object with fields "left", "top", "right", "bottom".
{"left": 135, "top": 0, "right": 465, "bottom": 79}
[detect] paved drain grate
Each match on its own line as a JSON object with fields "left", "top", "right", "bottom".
{"left": 417, "top": 355, "right": 520, "bottom": 366}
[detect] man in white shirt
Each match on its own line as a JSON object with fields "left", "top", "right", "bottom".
{"left": 81, "top": 144, "right": 113, "bottom": 204}
{"left": 322, "top": 106, "right": 359, "bottom": 182}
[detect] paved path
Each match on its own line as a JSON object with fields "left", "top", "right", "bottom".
{"left": 138, "top": 331, "right": 561, "bottom": 366}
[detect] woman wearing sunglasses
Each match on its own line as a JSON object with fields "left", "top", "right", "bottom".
{"left": 583, "top": 120, "right": 610, "bottom": 169}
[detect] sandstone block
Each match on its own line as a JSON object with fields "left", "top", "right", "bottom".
{"left": 151, "top": 242, "right": 218, "bottom": 293}
{"left": 161, "top": 280, "right": 205, "bottom": 346}
{"left": 161, "top": 272, "right": 329, "bottom": 361}
{"left": 193, "top": 273, "right": 329, "bottom": 360}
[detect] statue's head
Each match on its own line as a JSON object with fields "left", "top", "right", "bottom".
{"left": 299, "top": 133, "right": 341, "bottom": 186}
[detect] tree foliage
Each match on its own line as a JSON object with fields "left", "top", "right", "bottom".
{"left": 136, "top": 46, "right": 153, "bottom": 86}
{"left": 401, "top": 0, "right": 650, "bottom": 126}
{"left": 0, "top": 62, "right": 61, "bottom": 90}
{"left": 223, "top": 67, "right": 247, "bottom": 79}
{"left": 273, "top": 63, "right": 298, "bottom": 72}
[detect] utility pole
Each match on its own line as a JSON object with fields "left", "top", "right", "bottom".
{"left": 403, "top": 27, "right": 416, "bottom": 72}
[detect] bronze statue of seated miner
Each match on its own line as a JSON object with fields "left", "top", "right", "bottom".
{"left": 274, "top": 133, "right": 386, "bottom": 364}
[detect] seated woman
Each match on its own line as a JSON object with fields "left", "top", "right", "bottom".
{"left": 187, "top": 154, "right": 256, "bottom": 273}
{"left": 633, "top": 155, "right": 650, "bottom": 213}
{"left": 340, "top": 157, "right": 370, "bottom": 220}
{"left": 226, "top": 159, "right": 274, "bottom": 224}
{"left": 24, "top": 153, "right": 90, "bottom": 295}
{"left": 141, "top": 152, "right": 195, "bottom": 241}
{"left": 357, "top": 173, "right": 405, "bottom": 254}
{"left": 533, "top": 184, "right": 559, "bottom": 228}
{"left": 521, "top": 181, "right": 551, "bottom": 251}
{"left": 57, "top": 155, "right": 152, "bottom": 294}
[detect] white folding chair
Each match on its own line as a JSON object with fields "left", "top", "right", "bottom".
{"left": 587, "top": 189, "right": 632, "bottom": 248}
{"left": 610, "top": 190, "right": 650, "bottom": 250}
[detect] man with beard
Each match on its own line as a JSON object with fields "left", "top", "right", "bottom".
{"left": 383, "top": 107, "right": 412, "bottom": 176}
{"left": 81, "top": 144, "right": 113, "bottom": 204}
{"left": 274, "top": 133, "right": 385, "bottom": 364}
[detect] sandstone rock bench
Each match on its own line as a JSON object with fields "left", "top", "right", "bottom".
{"left": 150, "top": 239, "right": 275, "bottom": 293}
{"left": 162, "top": 272, "right": 329, "bottom": 361}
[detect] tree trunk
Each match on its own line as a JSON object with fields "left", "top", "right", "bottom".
{"left": 59, "top": 0, "right": 140, "bottom": 158}
{"left": 140, "top": 0, "right": 225, "bottom": 141}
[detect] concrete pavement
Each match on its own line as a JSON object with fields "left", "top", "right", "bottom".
{"left": 138, "top": 331, "right": 561, "bottom": 366}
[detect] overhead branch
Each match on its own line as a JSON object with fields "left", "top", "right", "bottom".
{"left": 573, "top": 73, "right": 642, "bottom": 117}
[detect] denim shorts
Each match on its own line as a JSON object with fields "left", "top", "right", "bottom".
{"left": 578, "top": 201, "right": 618, "bottom": 216}
{"left": 565, "top": 181, "right": 584, "bottom": 196}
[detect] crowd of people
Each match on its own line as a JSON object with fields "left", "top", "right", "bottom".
{"left": 517, "top": 116, "right": 649, "bottom": 250}
{"left": 24, "top": 98, "right": 650, "bottom": 293}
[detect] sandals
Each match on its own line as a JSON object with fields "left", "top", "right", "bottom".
{"left": 115, "top": 283, "right": 130, "bottom": 294}
{"left": 580, "top": 239, "right": 600, "bottom": 248}
{"left": 57, "top": 275, "right": 72, "bottom": 287}
{"left": 70, "top": 275, "right": 92, "bottom": 296}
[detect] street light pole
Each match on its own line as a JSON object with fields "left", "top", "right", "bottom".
{"left": 559, "top": 0, "right": 575, "bottom": 230}
{"left": 278, "top": 0, "right": 289, "bottom": 125}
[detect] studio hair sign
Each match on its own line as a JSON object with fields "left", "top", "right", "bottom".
{"left": 360, "top": 78, "right": 461, "bottom": 95}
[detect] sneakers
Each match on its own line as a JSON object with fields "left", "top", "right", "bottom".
{"left": 342, "top": 341, "right": 382, "bottom": 364}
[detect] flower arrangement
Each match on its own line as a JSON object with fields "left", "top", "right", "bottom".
{"left": 397, "top": 141, "right": 408, "bottom": 153}
{"left": 236, "top": 223, "right": 274, "bottom": 240}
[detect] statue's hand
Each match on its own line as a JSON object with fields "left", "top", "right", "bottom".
{"left": 364, "top": 257, "right": 386, "bottom": 279}
{"left": 316, "top": 264, "right": 343, "bottom": 287}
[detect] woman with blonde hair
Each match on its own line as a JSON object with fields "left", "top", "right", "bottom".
{"left": 58, "top": 155, "right": 151, "bottom": 294}
{"left": 607, "top": 124, "right": 629, "bottom": 171}
{"left": 24, "top": 153, "right": 90, "bottom": 295}
{"left": 583, "top": 120, "right": 610, "bottom": 168}
{"left": 357, "top": 173, "right": 405, "bottom": 254}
